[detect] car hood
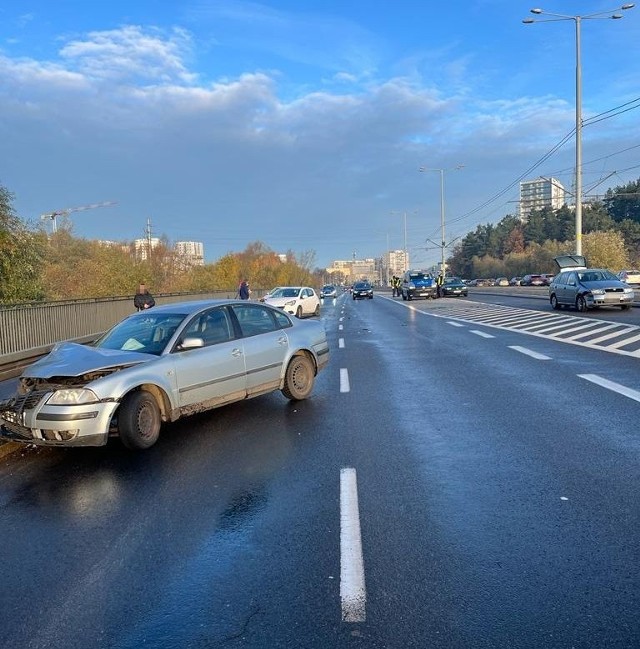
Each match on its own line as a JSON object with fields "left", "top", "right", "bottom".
{"left": 580, "top": 279, "right": 626, "bottom": 289}
{"left": 263, "top": 296, "right": 297, "bottom": 307}
{"left": 22, "top": 342, "right": 155, "bottom": 379}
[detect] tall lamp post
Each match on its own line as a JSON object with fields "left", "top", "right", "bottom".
{"left": 419, "top": 165, "right": 463, "bottom": 278}
{"left": 390, "top": 210, "right": 411, "bottom": 271}
{"left": 522, "top": 4, "right": 635, "bottom": 256}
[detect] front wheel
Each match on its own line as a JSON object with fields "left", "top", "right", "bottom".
{"left": 281, "top": 355, "right": 315, "bottom": 400}
{"left": 550, "top": 294, "right": 561, "bottom": 310}
{"left": 118, "top": 391, "right": 161, "bottom": 450}
{"left": 621, "top": 304, "right": 631, "bottom": 310}
{"left": 296, "top": 306, "right": 303, "bottom": 318}
{"left": 314, "top": 303, "right": 320, "bottom": 316}
{"left": 576, "top": 295, "right": 588, "bottom": 312}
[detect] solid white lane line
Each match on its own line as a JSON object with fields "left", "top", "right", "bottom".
{"left": 509, "top": 346, "right": 551, "bottom": 360}
{"left": 470, "top": 330, "right": 494, "bottom": 338}
{"left": 578, "top": 374, "right": 640, "bottom": 403}
{"left": 340, "top": 368, "right": 350, "bottom": 392}
{"left": 340, "top": 467, "right": 366, "bottom": 623}
{"left": 339, "top": 338, "right": 345, "bottom": 348}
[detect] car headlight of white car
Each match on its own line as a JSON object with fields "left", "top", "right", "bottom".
{"left": 46, "top": 388, "right": 100, "bottom": 405}
{"left": 284, "top": 299, "right": 297, "bottom": 307}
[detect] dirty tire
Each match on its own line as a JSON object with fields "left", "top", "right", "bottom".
{"left": 296, "top": 306, "right": 303, "bottom": 318}
{"left": 281, "top": 355, "right": 315, "bottom": 401}
{"left": 314, "top": 304, "right": 320, "bottom": 316}
{"left": 119, "top": 391, "right": 161, "bottom": 450}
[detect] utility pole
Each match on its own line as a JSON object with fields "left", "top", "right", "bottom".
{"left": 145, "top": 218, "right": 153, "bottom": 261}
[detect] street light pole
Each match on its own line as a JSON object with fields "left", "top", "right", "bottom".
{"left": 523, "top": 4, "right": 635, "bottom": 256}
{"left": 390, "top": 210, "right": 409, "bottom": 271}
{"left": 419, "top": 165, "right": 463, "bottom": 279}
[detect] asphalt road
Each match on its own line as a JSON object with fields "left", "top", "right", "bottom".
{"left": 0, "top": 292, "right": 638, "bottom": 648}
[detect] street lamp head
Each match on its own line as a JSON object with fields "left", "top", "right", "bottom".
{"left": 530, "top": 8, "right": 543, "bottom": 14}
{"left": 522, "top": 17, "right": 535, "bottom": 23}
{"left": 621, "top": 4, "right": 635, "bottom": 10}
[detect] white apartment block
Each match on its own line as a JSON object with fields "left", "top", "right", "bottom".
{"left": 175, "top": 241, "right": 205, "bottom": 266}
{"left": 519, "top": 177, "right": 566, "bottom": 221}
{"left": 382, "top": 249, "right": 409, "bottom": 282}
{"left": 134, "top": 237, "right": 161, "bottom": 261}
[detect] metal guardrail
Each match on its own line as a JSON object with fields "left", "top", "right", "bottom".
{"left": 0, "top": 291, "right": 239, "bottom": 380}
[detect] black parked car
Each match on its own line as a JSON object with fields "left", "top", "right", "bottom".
{"left": 440, "top": 276, "right": 468, "bottom": 297}
{"left": 352, "top": 281, "right": 373, "bottom": 300}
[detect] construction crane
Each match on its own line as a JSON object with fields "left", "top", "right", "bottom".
{"left": 40, "top": 201, "right": 117, "bottom": 233}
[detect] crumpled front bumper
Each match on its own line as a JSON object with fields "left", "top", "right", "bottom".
{"left": 0, "top": 391, "right": 117, "bottom": 447}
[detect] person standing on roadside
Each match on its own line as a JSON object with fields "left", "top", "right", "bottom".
{"left": 238, "top": 279, "right": 251, "bottom": 300}
{"left": 134, "top": 283, "right": 156, "bottom": 311}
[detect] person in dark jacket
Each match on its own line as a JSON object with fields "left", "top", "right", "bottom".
{"left": 134, "top": 283, "right": 156, "bottom": 311}
{"left": 238, "top": 280, "right": 251, "bottom": 300}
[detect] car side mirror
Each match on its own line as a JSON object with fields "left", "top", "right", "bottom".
{"left": 178, "top": 336, "right": 205, "bottom": 350}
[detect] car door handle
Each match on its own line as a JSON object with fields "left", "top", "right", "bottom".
{"left": 231, "top": 348, "right": 242, "bottom": 357}
{"left": 277, "top": 336, "right": 287, "bottom": 345}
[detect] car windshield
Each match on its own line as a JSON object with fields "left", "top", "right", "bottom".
{"left": 354, "top": 283, "right": 370, "bottom": 289}
{"left": 322, "top": 285, "right": 334, "bottom": 291}
{"left": 95, "top": 313, "right": 187, "bottom": 356}
{"left": 444, "top": 277, "right": 461, "bottom": 284}
{"left": 578, "top": 270, "right": 618, "bottom": 282}
{"left": 272, "top": 288, "right": 300, "bottom": 298}
{"left": 408, "top": 273, "right": 430, "bottom": 280}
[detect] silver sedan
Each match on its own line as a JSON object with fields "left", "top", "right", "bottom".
{"left": 0, "top": 300, "right": 330, "bottom": 450}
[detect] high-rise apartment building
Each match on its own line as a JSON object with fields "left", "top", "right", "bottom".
{"left": 519, "top": 177, "right": 565, "bottom": 221}
{"left": 175, "top": 241, "right": 204, "bottom": 266}
{"left": 382, "top": 249, "right": 409, "bottom": 282}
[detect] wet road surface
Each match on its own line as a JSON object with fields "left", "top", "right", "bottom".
{"left": 1, "top": 292, "right": 638, "bottom": 648}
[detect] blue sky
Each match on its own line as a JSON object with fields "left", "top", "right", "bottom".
{"left": 1, "top": 1, "right": 639, "bottom": 270}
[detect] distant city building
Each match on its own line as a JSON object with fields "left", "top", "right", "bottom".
{"left": 134, "top": 237, "right": 161, "bottom": 261}
{"left": 381, "top": 249, "right": 409, "bottom": 284}
{"left": 175, "top": 241, "right": 204, "bottom": 266}
{"left": 519, "top": 177, "right": 566, "bottom": 221}
{"left": 326, "top": 258, "right": 378, "bottom": 284}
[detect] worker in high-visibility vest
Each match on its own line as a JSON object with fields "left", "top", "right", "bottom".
{"left": 436, "top": 273, "right": 444, "bottom": 298}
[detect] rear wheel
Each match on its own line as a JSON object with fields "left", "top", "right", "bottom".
{"left": 281, "top": 355, "right": 315, "bottom": 400}
{"left": 621, "top": 304, "right": 631, "bottom": 310}
{"left": 118, "top": 391, "right": 161, "bottom": 450}
{"left": 550, "top": 294, "right": 561, "bottom": 310}
{"left": 576, "top": 295, "right": 588, "bottom": 312}
{"left": 314, "top": 303, "right": 320, "bottom": 316}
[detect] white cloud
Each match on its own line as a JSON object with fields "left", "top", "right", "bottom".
{"left": 59, "top": 25, "right": 197, "bottom": 85}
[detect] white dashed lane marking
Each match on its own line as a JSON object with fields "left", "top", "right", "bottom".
{"left": 340, "top": 467, "right": 366, "bottom": 623}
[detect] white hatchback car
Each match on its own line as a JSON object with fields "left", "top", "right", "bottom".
{"left": 263, "top": 287, "right": 321, "bottom": 318}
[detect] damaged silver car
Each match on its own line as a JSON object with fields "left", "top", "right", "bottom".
{"left": 0, "top": 299, "right": 330, "bottom": 450}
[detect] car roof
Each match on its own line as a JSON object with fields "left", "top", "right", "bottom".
{"left": 136, "top": 299, "right": 273, "bottom": 316}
